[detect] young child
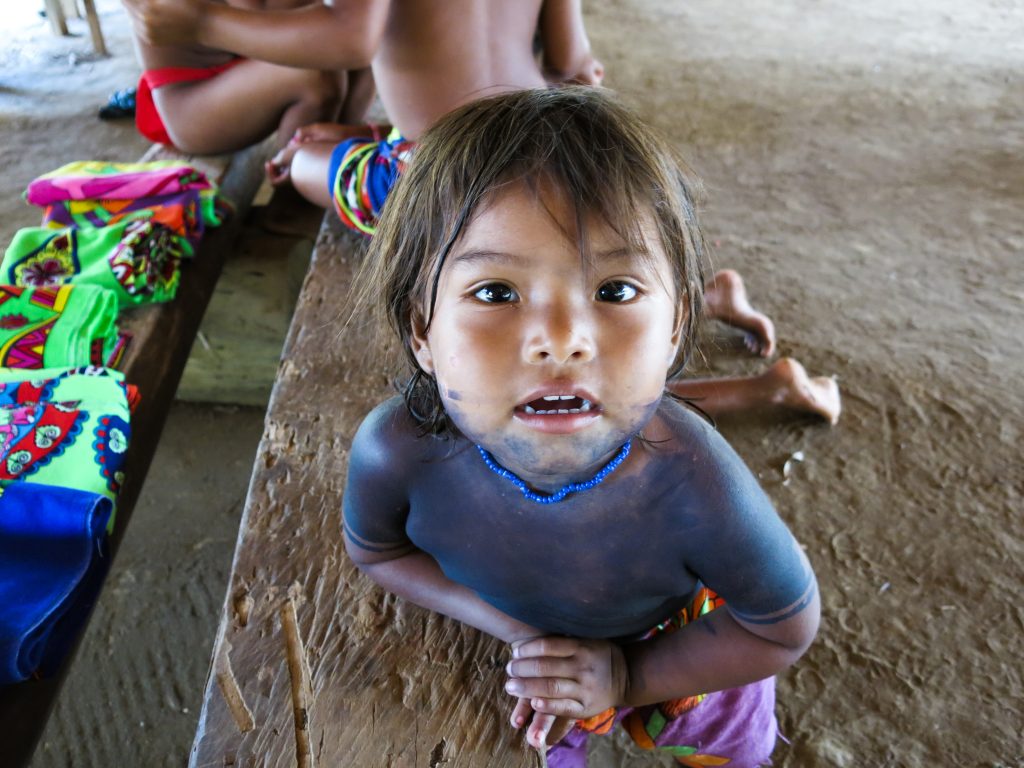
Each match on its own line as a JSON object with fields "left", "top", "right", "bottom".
{"left": 123, "top": 0, "right": 373, "bottom": 154}
{"left": 343, "top": 88, "right": 820, "bottom": 766}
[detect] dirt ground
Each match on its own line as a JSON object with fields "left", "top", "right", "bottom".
{"left": 2, "top": 0, "right": 1022, "bottom": 766}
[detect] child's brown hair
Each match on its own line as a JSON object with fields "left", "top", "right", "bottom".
{"left": 357, "top": 86, "right": 708, "bottom": 435}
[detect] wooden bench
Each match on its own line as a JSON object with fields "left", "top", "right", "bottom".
{"left": 0, "top": 142, "right": 269, "bottom": 768}
{"left": 188, "top": 216, "right": 537, "bottom": 768}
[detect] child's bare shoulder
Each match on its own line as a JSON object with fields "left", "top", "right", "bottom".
{"left": 645, "top": 398, "right": 773, "bottom": 518}
{"left": 349, "top": 397, "right": 445, "bottom": 477}
{"left": 649, "top": 398, "right": 744, "bottom": 466}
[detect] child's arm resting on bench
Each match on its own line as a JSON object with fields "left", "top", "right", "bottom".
{"left": 342, "top": 399, "right": 544, "bottom": 646}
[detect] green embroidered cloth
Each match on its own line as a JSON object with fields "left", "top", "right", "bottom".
{"left": 0, "top": 367, "right": 131, "bottom": 531}
{"left": 1, "top": 222, "right": 184, "bottom": 307}
{"left": 0, "top": 284, "right": 123, "bottom": 369}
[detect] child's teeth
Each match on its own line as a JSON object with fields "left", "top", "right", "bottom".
{"left": 524, "top": 397, "right": 595, "bottom": 416}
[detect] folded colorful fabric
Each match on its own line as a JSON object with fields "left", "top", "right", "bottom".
{"left": 25, "top": 160, "right": 213, "bottom": 206}
{"left": 0, "top": 482, "right": 112, "bottom": 683}
{"left": 0, "top": 284, "right": 124, "bottom": 370}
{"left": 0, "top": 367, "right": 131, "bottom": 526}
{"left": 1, "top": 222, "right": 185, "bottom": 306}
{"left": 40, "top": 188, "right": 226, "bottom": 256}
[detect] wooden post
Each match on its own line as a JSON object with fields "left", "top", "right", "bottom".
{"left": 43, "top": 0, "right": 68, "bottom": 36}
{"left": 81, "top": 0, "right": 108, "bottom": 56}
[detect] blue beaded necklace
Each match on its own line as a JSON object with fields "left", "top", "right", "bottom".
{"left": 475, "top": 440, "right": 632, "bottom": 504}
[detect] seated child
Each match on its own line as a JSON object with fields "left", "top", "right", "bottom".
{"left": 122, "top": 0, "right": 598, "bottom": 155}
{"left": 343, "top": 87, "right": 821, "bottom": 766}
{"left": 123, "top": 0, "right": 374, "bottom": 154}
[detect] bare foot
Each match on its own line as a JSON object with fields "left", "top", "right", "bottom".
{"left": 765, "top": 358, "right": 841, "bottom": 424}
{"left": 704, "top": 269, "right": 776, "bottom": 357}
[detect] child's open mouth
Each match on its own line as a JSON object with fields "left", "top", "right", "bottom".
{"left": 513, "top": 393, "right": 601, "bottom": 433}
{"left": 519, "top": 394, "right": 594, "bottom": 415}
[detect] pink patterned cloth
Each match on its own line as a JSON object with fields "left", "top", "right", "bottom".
{"left": 25, "top": 161, "right": 212, "bottom": 206}
{"left": 548, "top": 678, "right": 777, "bottom": 768}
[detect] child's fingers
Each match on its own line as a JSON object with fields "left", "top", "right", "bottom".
{"left": 264, "top": 160, "right": 288, "bottom": 186}
{"left": 530, "top": 696, "right": 586, "bottom": 719}
{"left": 526, "top": 712, "right": 558, "bottom": 750}
{"left": 506, "top": 675, "right": 579, "bottom": 700}
{"left": 505, "top": 678, "right": 585, "bottom": 715}
{"left": 511, "top": 636, "right": 579, "bottom": 659}
{"left": 507, "top": 656, "right": 579, "bottom": 681}
{"left": 265, "top": 157, "right": 292, "bottom": 187}
{"left": 509, "top": 697, "right": 533, "bottom": 729}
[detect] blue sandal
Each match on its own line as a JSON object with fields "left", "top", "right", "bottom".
{"left": 98, "top": 87, "right": 136, "bottom": 120}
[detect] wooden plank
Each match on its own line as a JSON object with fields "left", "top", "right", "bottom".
{"left": 0, "top": 142, "right": 269, "bottom": 768}
{"left": 190, "top": 217, "right": 537, "bottom": 768}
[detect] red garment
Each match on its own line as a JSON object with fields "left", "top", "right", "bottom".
{"left": 135, "top": 59, "right": 243, "bottom": 146}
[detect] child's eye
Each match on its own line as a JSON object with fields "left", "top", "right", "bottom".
{"left": 596, "top": 281, "right": 639, "bottom": 302}
{"left": 473, "top": 283, "right": 518, "bottom": 303}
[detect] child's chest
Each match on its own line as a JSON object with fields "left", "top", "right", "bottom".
{"left": 405, "top": 456, "right": 703, "bottom": 624}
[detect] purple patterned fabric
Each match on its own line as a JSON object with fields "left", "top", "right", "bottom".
{"left": 547, "top": 678, "right": 778, "bottom": 768}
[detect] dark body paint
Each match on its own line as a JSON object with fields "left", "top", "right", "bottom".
{"left": 344, "top": 396, "right": 811, "bottom": 640}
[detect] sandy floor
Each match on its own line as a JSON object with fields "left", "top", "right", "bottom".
{"left": 2, "top": 0, "right": 1022, "bottom": 766}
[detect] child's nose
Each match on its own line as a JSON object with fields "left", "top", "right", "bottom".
{"left": 523, "top": 302, "right": 595, "bottom": 365}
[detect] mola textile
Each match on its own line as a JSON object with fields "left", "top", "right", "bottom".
{"left": 25, "top": 160, "right": 214, "bottom": 206}
{"left": 0, "top": 284, "right": 125, "bottom": 370}
{"left": 1, "top": 222, "right": 186, "bottom": 307}
{"left": 0, "top": 366, "right": 132, "bottom": 527}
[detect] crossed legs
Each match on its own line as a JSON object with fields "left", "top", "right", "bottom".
{"left": 151, "top": 61, "right": 374, "bottom": 155}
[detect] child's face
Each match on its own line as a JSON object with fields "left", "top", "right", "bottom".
{"left": 411, "top": 181, "right": 683, "bottom": 487}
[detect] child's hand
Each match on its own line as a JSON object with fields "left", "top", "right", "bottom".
{"left": 266, "top": 123, "right": 386, "bottom": 185}
{"left": 122, "top": 0, "right": 203, "bottom": 46}
{"left": 510, "top": 698, "right": 575, "bottom": 751}
{"left": 505, "top": 636, "right": 627, "bottom": 719}
{"left": 266, "top": 143, "right": 301, "bottom": 186}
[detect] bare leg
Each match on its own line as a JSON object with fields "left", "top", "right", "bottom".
{"left": 703, "top": 269, "right": 776, "bottom": 357}
{"left": 669, "top": 358, "right": 841, "bottom": 424}
{"left": 287, "top": 141, "right": 339, "bottom": 208}
{"left": 153, "top": 60, "right": 345, "bottom": 155}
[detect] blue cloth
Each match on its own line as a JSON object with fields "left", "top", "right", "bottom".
{"left": 0, "top": 482, "right": 111, "bottom": 684}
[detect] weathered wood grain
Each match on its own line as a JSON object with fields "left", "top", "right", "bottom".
{"left": 189, "top": 218, "right": 538, "bottom": 768}
{"left": 0, "top": 142, "right": 269, "bottom": 768}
